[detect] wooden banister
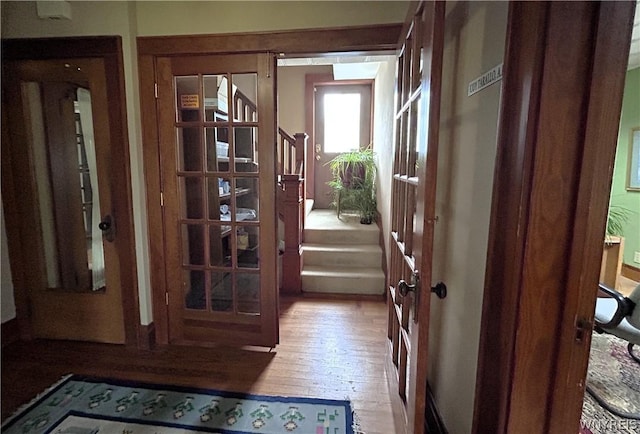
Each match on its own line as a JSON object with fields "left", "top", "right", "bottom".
{"left": 234, "top": 89, "right": 257, "bottom": 122}
{"left": 278, "top": 128, "right": 308, "bottom": 177}
{"left": 280, "top": 174, "right": 303, "bottom": 294}
{"left": 229, "top": 86, "right": 309, "bottom": 294}
{"left": 277, "top": 129, "right": 309, "bottom": 294}
{"left": 293, "top": 132, "right": 307, "bottom": 176}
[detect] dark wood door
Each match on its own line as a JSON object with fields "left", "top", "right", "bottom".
{"left": 313, "top": 83, "right": 372, "bottom": 209}
{"left": 473, "top": 2, "right": 637, "bottom": 433}
{"left": 156, "top": 53, "right": 278, "bottom": 347}
{"left": 387, "top": 2, "right": 445, "bottom": 433}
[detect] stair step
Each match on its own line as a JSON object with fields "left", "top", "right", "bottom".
{"left": 302, "top": 243, "right": 382, "bottom": 268}
{"left": 304, "top": 209, "right": 380, "bottom": 244}
{"left": 301, "top": 265, "right": 385, "bottom": 295}
{"left": 305, "top": 199, "right": 314, "bottom": 217}
{"left": 304, "top": 227, "right": 379, "bottom": 245}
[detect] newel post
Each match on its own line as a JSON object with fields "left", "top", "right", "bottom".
{"left": 281, "top": 174, "right": 303, "bottom": 294}
{"left": 293, "top": 132, "right": 309, "bottom": 229}
{"left": 293, "top": 132, "right": 308, "bottom": 176}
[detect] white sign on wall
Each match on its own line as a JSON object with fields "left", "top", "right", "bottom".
{"left": 468, "top": 63, "right": 503, "bottom": 96}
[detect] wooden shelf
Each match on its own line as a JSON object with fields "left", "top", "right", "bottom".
{"left": 601, "top": 236, "right": 624, "bottom": 289}
{"left": 219, "top": 188, "right": 250, "bottom": 200}
{"left": 216, "top": 157, "right": 254, "bottom": 164}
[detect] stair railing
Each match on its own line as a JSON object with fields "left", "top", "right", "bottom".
{"left": 277, "top": 128, "right": 308, "bottom": 294}
{"left": 234, "top": 89, "right": 257, "bottom": 122}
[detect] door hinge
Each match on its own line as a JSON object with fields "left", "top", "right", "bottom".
{"left": 575, "top": 318, "right": 592, "bottom": 343}
{"left": 160, "top": 191, "right": 164, "bottom": 207}
{"left": 154, "top": 83, "right": 158, "bottom": 99}
{"left": 165, "top": 292, "right": 169, "bottom": 305}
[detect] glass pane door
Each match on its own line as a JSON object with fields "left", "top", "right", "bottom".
{"left": 387, "top": 2, "right": 445, "bottom": 432}
{"left": 157, "top": 54, "right": 277, "bottom": 347}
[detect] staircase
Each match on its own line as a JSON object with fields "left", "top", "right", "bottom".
{"left": 301, "top": 209, "right": 385, "bottom": 295}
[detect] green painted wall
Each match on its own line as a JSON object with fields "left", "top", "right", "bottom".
{"left": 610, "top": 67, "right": 640, "bottom": 267}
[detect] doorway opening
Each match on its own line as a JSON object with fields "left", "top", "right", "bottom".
{"left": 1, "top": 37, "right": 140, "bottom": 346}
{"left": 581, "top": 3, "right": 640, "bottom": 431}
{"left": 275, "top": 52, "right": 394, "bottom": 297}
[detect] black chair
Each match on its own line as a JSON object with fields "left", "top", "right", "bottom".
{"left": 594, "top": 282, "right": 640, "bottom": 363}
{"left": 586, "top": 282, "right": 640, "bottom": 419}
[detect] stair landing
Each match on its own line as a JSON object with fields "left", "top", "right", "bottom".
{"left": 301, "top": 209, "right": 385, "bottom": 295}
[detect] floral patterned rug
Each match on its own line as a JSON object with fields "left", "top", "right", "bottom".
{"left": 580, "top": 333, "right": 640, "bottom": 434}
{"left": 1, "top": 376, "right": 355, "bottom": 434}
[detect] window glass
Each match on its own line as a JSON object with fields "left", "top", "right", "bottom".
{"left": 323, "top": 93, "right": 361, "bottom": 153}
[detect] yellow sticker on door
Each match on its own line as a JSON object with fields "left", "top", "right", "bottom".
{"left": 180, "top": 94, "right": 199, "bottom": 108}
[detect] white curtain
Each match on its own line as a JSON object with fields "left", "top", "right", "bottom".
{"left": 77, "top": 88, "right": 106, "bottom": 290}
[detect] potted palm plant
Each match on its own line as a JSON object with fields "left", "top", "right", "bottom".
{"left": 606, "top": 205, "right": 631, "bottom": 241}
{"left": 326, "top": 147, "right": 377, "bottom": 224}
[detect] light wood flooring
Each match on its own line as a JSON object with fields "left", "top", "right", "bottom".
{"left": 1, "top": 297, "right": 397, "bottom": 434}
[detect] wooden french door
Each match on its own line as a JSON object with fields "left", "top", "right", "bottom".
{"left": 156, "top": 53, "right": 279, "bottom": 347}
{"left": 2, "top": 58, "right": 127, "bottom": 343}
{"left": 313, "top": 83, "right": 372, "bottom": 209}
{"left": 387, "top": 2, "right": 445, "bottom": 433}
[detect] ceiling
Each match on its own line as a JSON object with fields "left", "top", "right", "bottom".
{"left": 277, "top": 54, "right": 395, "bottom": 80}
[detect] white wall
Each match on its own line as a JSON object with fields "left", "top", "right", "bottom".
{"left": 1, "top": 0, "right": 153, "bottom": 324}
{"left": 427, "top": 2, "right": 508, "bottom": 433}
{"left": 0, "top": 1, "right": 408, "bottom": 327}
{"left": 135, "top": 1, "right": 408, "bottom": 36}
{"left": 276, "top": 64, "right": 331, "bottom": 241}
{"left": 277, "top": 65, "right": 332, "bottom": 135}
{"left": 373, "top": 58, "right": 397, "bottom": 270}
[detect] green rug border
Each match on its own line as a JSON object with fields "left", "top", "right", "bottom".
{"left": 2, "top": 374, "right": 355, "bottom": 434}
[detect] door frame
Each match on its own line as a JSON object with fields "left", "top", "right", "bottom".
{"left": 306, "top": 77, "right": 375, "bottom": 205}
{"left": 473, "top": 2, "right": 635, "bottom": 433}
{"left": 138, "top": 24, "right": 403, "bottom": 345}
{"left": 1, "top": 37, "right": 141, "bottom": 347}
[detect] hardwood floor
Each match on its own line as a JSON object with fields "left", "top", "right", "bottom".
{"left": 1, "top": 296, "right": 397, "bottom": 434}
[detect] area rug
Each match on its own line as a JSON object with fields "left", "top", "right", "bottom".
{"left": 1, "top": 375, "right": 355, "bottom": 434}
{"left": 580, "top": 333, "right": 640, "bottom": 434}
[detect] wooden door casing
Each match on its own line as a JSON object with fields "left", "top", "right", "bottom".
{"left": 387, "top": 2, "right": 445, "bottom": 433}
{"left": 1, "top": 37, "right": 139, "bottom": 346}
{"left": 473, "top": 2, "right": 636, "bottom": 433}
{"left": 137, "top": 24, "right": 402, "bottom": 344}
{"left": 138, "top": 25, "right": 403, "bottom": 347}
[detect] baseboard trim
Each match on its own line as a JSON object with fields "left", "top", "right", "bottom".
{"left": 375, "top": 209, "right": 388, "bottom": 299}
{"left": 622, "top": 263, "right": 640, "bottom": 282}
{"left": 137, "top": 322, "right": 156, "bottom": 350}
{"left": 2, "top": 318, "right": 20, "bottom": 347}
{"left": 426, "top": 383, "right": 448, "bottom": 434}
